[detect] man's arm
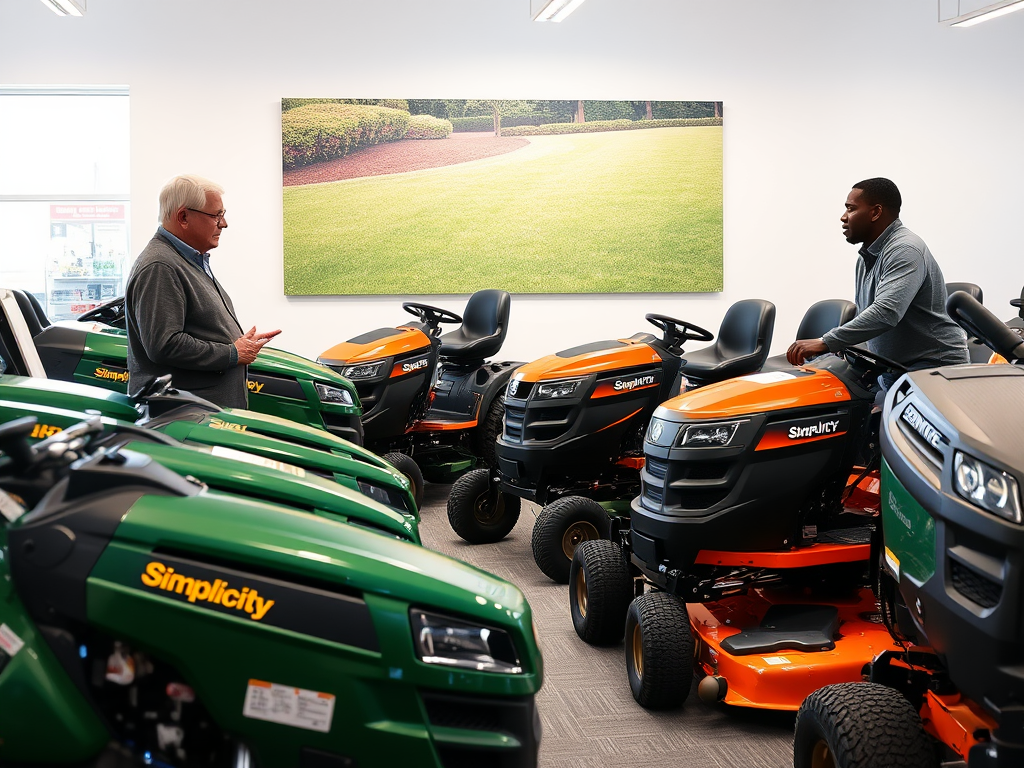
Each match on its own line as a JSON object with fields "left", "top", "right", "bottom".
{"left": 129, "top": 263, "right": 237, "bottom": 371}
{"left": 821, "top": 246, "right": 926, "bottom": 351}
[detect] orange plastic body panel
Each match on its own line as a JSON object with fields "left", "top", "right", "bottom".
{"left": 659, "top": 368, "right": 851, "bottom": 421}
{"left": 407, "top": 419, "right": 477, "bottom": 433}
{"left": 595, "top": 408, "right": 644, "bottom": 434}
{"left": 920, "top": 689, "right": 997, "bottom": 760}
{"left": 319, "top": 326, "right": 431, "bottom": 365}
{"left": 615, "top": 456, "right": 645, "bottom": 470}
{"left": 756, "top": 429, "right": 848, "bottom": 452}
{"left": 690, "top": 588, "right": 900, "bottom": 710}
{"left": 989, "top": 352, "right": 1008, "bottom": 365}
{"left": 693, "top": 542, "right": 871, "bottom": 568}
{"left": 591, "top": 380, "right": 658, "bottom": 399}
{"left": 512, "top": 340, "right": 661, "bottom": 383}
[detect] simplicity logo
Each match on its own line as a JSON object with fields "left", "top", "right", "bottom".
{"left": 140, "top": 561, "right": 275, "bottom": 620}
{"left": 614, "top": 374, "right": 656, "bottom": 392}
{"left": 401, "top": 358, "right": 429, "bottom": 374}
{"left": 788, "top": 419, "right": 840, "bottom": 439}
{"left": 94, "top": 367, "right": 129, "bottom": 383}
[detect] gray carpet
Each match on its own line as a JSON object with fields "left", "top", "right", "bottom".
{"left": 417, "top": 482, "right": 795, "bottom": 768}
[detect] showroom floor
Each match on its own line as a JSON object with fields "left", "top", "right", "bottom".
{"left": 418, "top": 482, "right": 795, "bottom": 768}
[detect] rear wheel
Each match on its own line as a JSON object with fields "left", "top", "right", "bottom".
{"left": 533, "top": 496, "right": 610, "bottom": 583}
{"left": 624, "top": 591, "right": 693, "bottom": 710}
{"left": 569, "top": 539, "right": 634, "bottom": 645}
{"left": 382, "top": 452, "right": 425, "bottom": 508}
{"left": 794, "top": 683, "right": 938, "bottom": 768}
{"left": 447, "top": 468, "right": 521, "bottom": 544}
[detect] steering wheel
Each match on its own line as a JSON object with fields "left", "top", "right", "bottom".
{"left": 137, "top": 374, "right": 175, "bottom": 400}
{"left": 841, "top": 345, "right": 907, "bottom": 377}
{"left": 402, "top": 302, "right": 463, "bottom": 332}
{"left": 645, "top": 314, "right": 714, "bottom": 349}
{"left": 78, "top": 297, "right": 126, "bottom": 327}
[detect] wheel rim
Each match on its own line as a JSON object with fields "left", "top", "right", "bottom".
{"left": 473, "top": 488, "right": 504, "bottom": 525}
{"left": 810, "top": 739, "right": 836, "bottom": 768}
{"left": 561, "top": 521, "right": 601, "bottom": 560}
{"left": 575, "top": 567, "right": 588, "bottom": 618}
{"left": 631, "top": 623, "right": 644, "bottom": 678}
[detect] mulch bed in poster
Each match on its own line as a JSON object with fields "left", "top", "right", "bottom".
{"left": 283, "top": 132, "right": 530, "bottom": 187}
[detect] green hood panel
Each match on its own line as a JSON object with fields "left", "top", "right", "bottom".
{"left": 122, "top": 442, "right": 419, "bottom": 543}
{"left": 0, "top": 374, "right": 140, "bottom": 421}
{"left": 881, "top": 458, "right": 936, "bottom": 586}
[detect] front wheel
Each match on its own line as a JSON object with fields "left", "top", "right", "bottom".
{"left": 794, "top": 683, "right": 938, "bottom": 768}
{"left": 624, "top": 591, "right": 693, "bottom": 710}
{"left": 569, "top": 539, "right": 634, "bottom": 646}
{"left": 447, "top": 468, "right": 521, "bottom": 544}
{"left": 382, "top": 452, "right": 425, "bottom": 508}
{"left": 533, "top": 496, "right": 610, "bottom": 583}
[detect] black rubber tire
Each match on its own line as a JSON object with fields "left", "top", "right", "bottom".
{"left": 472, "top": 395, "right": 505, "bottom": 469}
{"left": 447, "top": 468, "right": 521, "bottom": 544}
{"left": 624, "top": 591, "right": 693, "bottom": 710}
{"left": 533, "top": 496, "right": 610, "bottom": 583}
{"left": 382, "top": 452, "right": 425, "bottom": 509}
{"left": 569, "top": 540, "right": 634, "bottom": 646}
{"left": 794, "top": 683, "right": 938, "bottom": 768}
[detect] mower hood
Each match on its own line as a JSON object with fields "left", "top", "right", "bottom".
{"left": 510, "top": 336, "right": 662, "bottom": 383}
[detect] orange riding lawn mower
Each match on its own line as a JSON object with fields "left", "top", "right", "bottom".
{"left": 446, "top": 297, "right": 862, "bottom": 586}
{"left": 317, "top": 290, "right": 521, "bottom": 504}
{"left": 791, "top": 290, "right": 1024, "bottom": 768}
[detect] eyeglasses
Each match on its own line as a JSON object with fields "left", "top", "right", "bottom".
{"left": 186, "top": 208, "right": 227, "bottom": 226}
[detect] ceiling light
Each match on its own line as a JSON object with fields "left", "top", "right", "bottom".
{"left": 533, "top": 0, "right": 588, "bottom": 23}
{"left": 946, "top": 0, "right": 1024, "bottom": 26}
{"left": 39, "top": 0, "right": 86, "bottom": 15}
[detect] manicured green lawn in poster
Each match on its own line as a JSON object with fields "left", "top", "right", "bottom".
{"left": 282, "top": 101, "right": 722, "bottom": 295}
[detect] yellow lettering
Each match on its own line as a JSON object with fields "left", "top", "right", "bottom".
{"left": 246, "top": 380, "right": 264, "bottom": 394}
{"left": 221, "top": 589, "right": 240, "bottom": 608}
{"left": 188, "top": 579, "right": 213, "bottom": 603}
{"left": 250, "top": 596, "right": 275, "bottom": 621}
{"left": 141, "top": 561, "right": 166, "bottom": 587}
{"left": 160, "top": 568, "right": 175, "bottom": 589}
{"left": 167, "top": 574, "right": 194, "bottom": 595}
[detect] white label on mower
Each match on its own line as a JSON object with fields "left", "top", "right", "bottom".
{"left": 210, "top": 446, "right": 306, "bottom": 478}
{"left": 763, "top": 656, "right": 791, "bottom": 666}
{"left": 884, "top": 547, "right": 901, "bottom": 579}
{"left": 740, "top": 372, "right": 796, "bottom": 384}
{"left": 0, "top": 624, "right": 25, "bottom": 657}
{"left": 242, "top": 679, "right": 335, "bottom": 733}
{"left": 0, "top": 489, "right": 26, "bottom": 522}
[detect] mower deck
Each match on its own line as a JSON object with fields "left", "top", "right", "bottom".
{"left": 690, "top": 587, "right": 899, "bottom": 711}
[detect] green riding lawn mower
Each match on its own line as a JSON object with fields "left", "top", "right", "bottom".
{"left": 793, "top": 290, "right": 1024, "bottom": 768}
{"left": 7, "top": 290, "right": 364, "bottom": 445}
{"left": 0, "top": 413, "right": 543, "bottom": 768}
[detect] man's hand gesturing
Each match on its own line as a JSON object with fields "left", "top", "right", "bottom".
{"left": 234, "top": 326, "right": 282, "bottom": 365}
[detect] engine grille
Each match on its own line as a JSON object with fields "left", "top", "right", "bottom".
{"left": 421, "top": 691, "right": 539, "bottom": 768}
{"left": 504, "top": 403, "right": 525, "bottom": 442}
{"left": 951, "top": 560, "right": 1002, "bottom": 609}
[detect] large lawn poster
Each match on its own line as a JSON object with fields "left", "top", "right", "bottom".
{"left": 282, "top": 99, "right": 723, "bottom": 295}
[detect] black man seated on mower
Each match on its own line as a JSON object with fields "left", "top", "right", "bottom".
{"left": 568, "top": 341, "right": 907, "bottom": 712}
{"left": 317, "top": 290, "right": 520, "bottom": 502}
{"left": 794, "top": 290, "right": 1024, "bottom": 768}
{"left": 444, "top": 299, "right": 779, "bottom": 555}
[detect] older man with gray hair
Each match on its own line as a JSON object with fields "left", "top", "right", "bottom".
{"left": 125, "top": 174, "right": 279, "bottom": 408}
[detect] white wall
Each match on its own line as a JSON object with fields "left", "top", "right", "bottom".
{"left": 2, "top": 0, "right": 1022, "bottom": 363}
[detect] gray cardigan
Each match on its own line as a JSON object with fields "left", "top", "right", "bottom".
{"left": 125, "top": 233, "right": 247, "bottom": 408}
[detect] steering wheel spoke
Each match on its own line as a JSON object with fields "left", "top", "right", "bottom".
{"left": 645, "top": 313, "right": 714, "bottom": 348}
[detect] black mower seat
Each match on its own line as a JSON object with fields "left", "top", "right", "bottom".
{"left": 947, "top": 282, "right": 982, "bottom": 304}
{"left": 763, "top": 299, "right": 857, "bottom": 370}
{"left": 680, "top": 299, "right": 775, "bottom": 383}
{"left": 12, "top": 290, "right": 50, "bottom": 337}
{"left": 439, "top": 289, "right": 511, "bottom": 361}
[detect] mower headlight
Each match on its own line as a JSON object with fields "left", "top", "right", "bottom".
{"left": 535, "top": 378, "right": 585, "bottom": 400}
{"left": 315, "top": 382, "right": 355, "bottom": 405}
{"left": 340, "top": 360, "right": 386, "bottom": 380}
{"left": 411, "top": 609, "right": 523, "bottom": 674}
{"left": 680, "top": 422, "right": 740, "bottom": 448}
{"left": 954, "top": 451, "right": 1022, "bottom": 524}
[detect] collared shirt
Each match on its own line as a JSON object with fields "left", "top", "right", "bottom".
{"left": 157, "top": 226, "right": 214, "bottom": 280}
{"left": 821, "top": 219, "right": 968, "bottom": 369}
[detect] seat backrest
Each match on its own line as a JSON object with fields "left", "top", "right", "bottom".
{"left": 947, "top": 282, "right": 982, "bottom": 305}
{"left": 796, "top": 299, "right": 857, "bottom": 340}
{"left": 716, "top": 299, "right": 776, "bottom": 359}
{"left": 12, "top": 290, "right": 50, "bottom": 337}
{"left": 462, "top": 289, "right": 510, "bottom": 341}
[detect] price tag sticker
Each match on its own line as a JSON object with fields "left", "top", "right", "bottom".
{"left": 242, "top": 679, "right": 335, "bottom": 733}
{"left": 0, "top": 624, "right": 26, "bottom": 657}
{"left": 0, "top": 489, "right": 26, "bottom": 522}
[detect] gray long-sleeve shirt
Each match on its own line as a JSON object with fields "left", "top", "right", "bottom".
{"left": 821, "top": 219, "right": 968, "bottom": 369}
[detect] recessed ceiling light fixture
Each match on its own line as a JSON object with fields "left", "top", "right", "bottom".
{"left": 39, "top": 0, "right": 86, "bottom": 16}
{"left": 532, "top": 0, "right": 588, "bottom": 23}
{"left": 941, "top": 0, "right": 1024, "bottom": 27}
